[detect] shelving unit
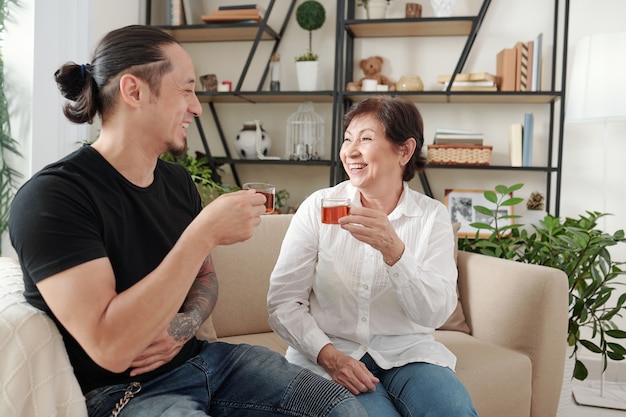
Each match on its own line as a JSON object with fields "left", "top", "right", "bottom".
{"left": 146, "top": 0, "right": 568, "bottom": 214}
{"left": 146, "top": 0, "right": 339, "bottom": 187}
{"left": 334, "top": 0, "right": 568, "bottom": 215}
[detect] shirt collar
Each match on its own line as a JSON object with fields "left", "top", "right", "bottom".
{"left": 345, "top": 182, "right": 424, "bottom": 220}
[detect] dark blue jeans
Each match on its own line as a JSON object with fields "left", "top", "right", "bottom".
{"left": 356, "top": 353, "right": 478, "bottom": 417}
{"left": 85, "top": 341, "right": 366, "bottom": 417}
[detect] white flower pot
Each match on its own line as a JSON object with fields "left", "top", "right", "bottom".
{"left": 365, "top": 0, "right": 388, "bottom": 19}
{"left": 556, "top": 345, "right": 575, "bottom": 417}
{"left": 296, "top": 60, "right": 318, "bottom": 91}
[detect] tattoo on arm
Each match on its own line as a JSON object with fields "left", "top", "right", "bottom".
{"left": 168, "top": 255, "right": 219, "bottom": 342}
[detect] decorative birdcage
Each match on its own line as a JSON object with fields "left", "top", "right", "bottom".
{"left": 285, "top": 102, "right": 324, "bottom": 161}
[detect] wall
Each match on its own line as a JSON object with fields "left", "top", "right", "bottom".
{"left": 4, "top": 0, "right": 626, "bottom": 363}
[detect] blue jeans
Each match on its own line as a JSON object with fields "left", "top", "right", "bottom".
{"left": 85, "top": 341, "right": 366, "bottom": 417}
{"left": 356, "top": 354, "right": 478, "bottom": 417}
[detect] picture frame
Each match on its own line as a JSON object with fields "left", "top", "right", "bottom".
{"left": 444, "top": 189, "right": 514, "bottom": 238}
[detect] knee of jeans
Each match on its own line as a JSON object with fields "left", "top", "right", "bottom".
{"left": 280, "top": 369, "right": 364, "bottom": 417}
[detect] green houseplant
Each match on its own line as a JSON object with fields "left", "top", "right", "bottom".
{"left": 458, "top": 183, "right": 626, "bottom": 381}
{"left": 0, "top": 0, "right": 22, "bottom": 255}
{"left": 294, "top": 0, "right": 326, "bottom": 62}
{"left": 160, "top": 152, "right": 238, "bottom": 206}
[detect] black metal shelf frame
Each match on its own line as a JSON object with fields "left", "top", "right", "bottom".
{"left": 334, "top": 0, "right": 569, "bottom": 215}
{"left": 147, "top": 1, "right": 569, "bottom": 213}
{"left": 148, "top": 0, "right": 321, "bottom": 188}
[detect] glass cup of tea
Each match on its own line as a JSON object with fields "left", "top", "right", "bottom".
{"left": 243, "top": 182, "right": 275, "bottom": 213}
{"left": 321, "top": 198, "right": 351, "bottom": 224}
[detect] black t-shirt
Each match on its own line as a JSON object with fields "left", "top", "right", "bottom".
{"left": 9, "top": 145, "right": 204, "bottom": 394}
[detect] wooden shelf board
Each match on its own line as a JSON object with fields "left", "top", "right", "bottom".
{"left": 160, "top": 24, "right": 277, "bottom": 42}
{"left": 345, "top": 18, "right": 475, "bottom": 38}
{"left": 344, "top": 91, "right": 561, "bottom": 104}
{"left": 426, "top": 165, "right": 559, "bottom": 172}
{"left": 196, "top": 91, "right": 335, "bottom": 103}
{"left": 212, "top": 157, "right": 332, "bottom": 166}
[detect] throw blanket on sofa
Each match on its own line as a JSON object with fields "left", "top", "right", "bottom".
{"left": 0, "top": 257, "right": 87, "bottom": 417}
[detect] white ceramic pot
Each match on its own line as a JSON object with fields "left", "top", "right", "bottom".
{"left": 296, "top": 60, "right": 318, "bottom": 91}
{"left": 365, "top": 0, "right": 388, "bottom": 19}
{"left": 430, "top": 0, "right": 456, "bottom": 17}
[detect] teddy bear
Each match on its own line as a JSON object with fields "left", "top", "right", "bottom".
{"left": 346, "top": 56, "right": 396, "bottom": 91}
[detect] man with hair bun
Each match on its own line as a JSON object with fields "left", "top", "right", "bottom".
{"left": 9, "top": 24, "right": 367, "bottom": 417}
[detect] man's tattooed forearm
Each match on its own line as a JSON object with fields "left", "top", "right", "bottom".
{"left": 168, "top": 256, "right": 219, "bottom": 342}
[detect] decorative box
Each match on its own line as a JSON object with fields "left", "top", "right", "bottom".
{"left": 427, "top": 144, "right": 493, "bottom": 166}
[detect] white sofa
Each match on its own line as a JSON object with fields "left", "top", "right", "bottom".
{"left": 0, "top": 214, "right": 569, "bottom": 417}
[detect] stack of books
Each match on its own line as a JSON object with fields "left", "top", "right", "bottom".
{"left": 433, "top": 128, "right": 484, "bottom": 145}
{"left": 202, "top": 4, "right": 265, "bottom": 23}
{"left": 496, "top": 33, "right": 543, "bottom": 92}
{"left": 437, "top": 72, "right": 497, "bottom": 92}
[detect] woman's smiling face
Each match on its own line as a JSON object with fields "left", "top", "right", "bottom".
{"left": 340, "top": 113, "right": 405, "bottom": 194}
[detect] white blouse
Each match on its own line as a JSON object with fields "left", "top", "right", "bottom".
{"left": 267, "top": 181, "right": 459, "bottom": 378}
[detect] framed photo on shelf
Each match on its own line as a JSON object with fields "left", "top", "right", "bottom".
{"left": 444, "top": 189, "right": 514, "bottom": 238}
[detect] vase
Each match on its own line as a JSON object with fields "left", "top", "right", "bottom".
{"left": 365, "top": 0, "right": 388, "bottom": 19}
{"left": 296, "top": 60, "right": 318, "bottom": 91}
{"left": 396, "top": 75, "right": 424, "bottom": 91}
{"left": 234, "top": 121, "right": 272, "bottom": 160}
{"left": 430, "top": 0, "right": 456, "bottom": 17}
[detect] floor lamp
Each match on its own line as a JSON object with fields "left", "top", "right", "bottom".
{"left": 566, "top": 32, "right": 626, "bottom": 410}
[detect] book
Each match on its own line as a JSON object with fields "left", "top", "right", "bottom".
{"left": 435, "top": 128, "right": 475, "bottom": 134}
{"left": 218, "top": 4, "right": 266, "bottom": 13}
{"left": 531, "top": 33, "right": 543, "bottom": 91}
{"left": 496, "top": 48, "right": 517, "bottom": 91}
{"left": 182, "top": 0, "right": 205, "bottom": 25}
{"left": 526, "top": 40, "right": 534, "bottom": 93}
{"left": 434, "top": 133, "right": 484, "bottom": 139}
{"left": 202, "top": 9, "right": 263, "bottom": 23}
{"left": 434, "top": 137, "right": 484, "bottom": 146}
{"left": 168, "top": 0, "right": 186, "bottom": 25}
{"left": 514, "top": 41, "right": 529, "bottom": 91}
{"left": 210, "top": 8, "right": 264, "bottom": 16}
{"left": 437, "top": 72, "right": 497, "bottom": 83}
{"left": 434, "top": 131, "right": 484, "bottom": 145}
{"left": 443, "top": 80, "right": 496, "bottom": 88}
{"left": 509, "top": 123, "right": 523, "bottom": 167}
{"left": 522, "top": 113, "right": 534, "bottom": 167}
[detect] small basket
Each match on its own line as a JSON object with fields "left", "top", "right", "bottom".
{"left": 427, "top": 144, "right": 493, "bottom": 166}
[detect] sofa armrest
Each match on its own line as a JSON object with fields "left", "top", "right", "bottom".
{"left": 456, "top": 250, "right": 568, "bottom": 417}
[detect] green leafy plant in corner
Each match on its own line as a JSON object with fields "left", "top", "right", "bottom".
{"left": 160, "top": 152, "right": 238, "bottom": 206}
{"left": 0, "top": 0, "right": 22, "bottom": 255}
{"left": 294, "top": 0, "right": 325, "bottom": 62}
{"left": 458, "top": 183, "right": 626, "bottom": 381}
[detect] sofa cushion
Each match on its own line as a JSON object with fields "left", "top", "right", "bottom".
{"left": 208, "top": 214, "right": 293, "bottom": 338}
{"left": 437, "top": 222, "right": 470, "bottom": 333}
{"left": 435, "top": 330, "right": 532, "bottom": 417}
{"left": 198, "top": 216, "right": 472, "bottom": 339}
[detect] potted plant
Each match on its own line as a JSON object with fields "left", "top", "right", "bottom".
{"left": 457, "top": 183, "right": 626, "bottom": 381}
{"left": 0, "top": 0, "right": 22, "bottom": 256}
{"left": 160, "top": 152, "right": 238, "bottom": 206}
{"left": 357, "top": 0, "right": 392, "bottom": 19}
{"left": 294, "top": 0, "right": 325, "bottom": 91}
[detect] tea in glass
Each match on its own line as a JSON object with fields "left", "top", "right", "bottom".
{"left": 321, "top": 198, "right": 350, "bottom": 224}
{"left": 243, "top": 182, "right": 275, "bottom": 213}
